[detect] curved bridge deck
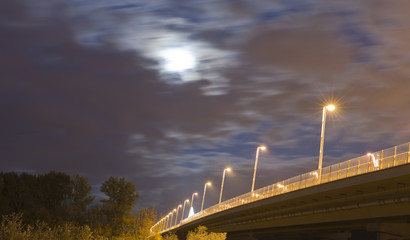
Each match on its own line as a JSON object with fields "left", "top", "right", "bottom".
{"left": 152, "top": 143, "right": 410, "bottom": 239}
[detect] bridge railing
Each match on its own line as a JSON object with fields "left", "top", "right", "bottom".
{"left": 152, "top": 142, "right": 410, "bottom": 234}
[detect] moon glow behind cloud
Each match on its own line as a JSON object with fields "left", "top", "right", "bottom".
{"left": 160, "top": 48, "right": 196, "bottom": 72}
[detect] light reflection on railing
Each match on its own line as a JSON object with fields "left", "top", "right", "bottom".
{"left": 152, "top": 142, "right": 410, "bottom": 234}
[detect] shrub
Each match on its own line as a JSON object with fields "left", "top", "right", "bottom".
{"left": 0, "top": 213, "right": 95, "bottom": 240}
{"left": 0, "top": 213, "right": 28, "bottom": 240}
{"left": 163, "top": 233, "right": 178, "bottom": 240}
{"left": 186, "top": 226, "right": 226, "bottom": 240}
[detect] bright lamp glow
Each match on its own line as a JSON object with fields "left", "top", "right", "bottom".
{"left": 259, "top": 146, "right": 266, "bottom": 150}
{"left": 367, "top": 153, "right": 379, "bottom": 167}
{"left": 225, "top": 167, "right": 231, "bottom": 172}
{"left": 326, "top": 104, "right": 335, "bottom": 111}
{"left": 206, "top": 182, "right": 212, "bottom": 186}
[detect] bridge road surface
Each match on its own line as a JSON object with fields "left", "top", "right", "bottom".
{"left": 169, "top": 163, "right": 410, "bottom": 240}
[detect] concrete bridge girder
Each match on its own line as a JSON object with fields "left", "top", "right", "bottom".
{"left": 167, "top": 164, "right": 410, "bottom": 240}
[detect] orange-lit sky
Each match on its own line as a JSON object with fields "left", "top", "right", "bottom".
{"left": 1, "top": 0, "right": 410, "bottom": 216}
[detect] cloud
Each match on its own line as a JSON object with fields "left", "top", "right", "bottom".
{"left": 0, "top": 0, "right": 260, "bottom": 186}
{"left": 2, "top": 0, "right": 410, "bottom": 215}
{"left": 239, "top": 18, "right": 353, "bottom": 81}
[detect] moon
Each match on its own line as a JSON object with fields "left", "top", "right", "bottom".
{"left": 160, "top": 48, "right": 196, "bottom": 72}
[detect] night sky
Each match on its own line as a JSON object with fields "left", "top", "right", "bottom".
{"left": 1, "top": 0, "right": 410, "bottom": 217}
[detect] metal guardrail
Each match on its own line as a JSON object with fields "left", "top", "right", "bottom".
{"left": 151, "top": 142, "right": 410, "bottom": 234}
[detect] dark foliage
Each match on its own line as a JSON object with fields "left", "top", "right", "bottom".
{"left": 0, "top": 171, "right": 94, "bottom": 226}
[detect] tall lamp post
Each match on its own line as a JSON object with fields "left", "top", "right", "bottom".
{"left": 180, "top": 199, "right": 190, "bottom": 222}
{"left": 251, "top": 145, "right": 266, "bottom": 192}
{"left": 166, "top": 212, "right": 172, "bottom": 229}
{"left": 191, "top": 192, "right": 198, "bottom": 208}
{"left": 318, "top": 104, "right": 335, "bottom": 180}
{"left": 165, "top": 214, "right": 170, "bottom": 230}
{"left": 219, "top": 167, "right": 231, "bottom": 204}
{"left": 188, "top": 192, "right": 198, "bottom": 217}
{"left": 170, "top": 209, "right": 176, "bottom": 227}
{"left": 201, "top": 182, "right": 212, "bottom": 212}
{"left": 174, "top": 204, "right": 182, "bottom": 226}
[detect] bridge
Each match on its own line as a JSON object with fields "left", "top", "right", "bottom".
{"left": 151, "top": 142, "right": 410, "bottom": 239}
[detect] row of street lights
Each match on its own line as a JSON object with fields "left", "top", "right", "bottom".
{"left": 159, "top": 145, "right": 268, "bottom": 229}
{"left": 155, "top": 104, "right": 336, "bottom": 232}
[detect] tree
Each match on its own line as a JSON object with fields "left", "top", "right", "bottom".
{"left": 38, "top": 171, "right": 72, "bottom": 222}
{"left": 0, "top": 171, "right": 95, "bottom": 226}
{"left": 100, "top": 176, "right": 139, "bottom": 236}
{"left": 86, "top": 203, "right": 109, "bottom": 237}
{"left": 0, "top": 176, "right": 5, "bottom": 209}
{"left": 134, "top": 206, "right": 157, "bottom": 239}
{"left": 100, "top": 177, "right": 139, "bottom": 214}
{"left": 121, "top": 206, "right": 157, "bottom": 239}
{"left": 70, "top": 174, "right": 95, "bottom": 224}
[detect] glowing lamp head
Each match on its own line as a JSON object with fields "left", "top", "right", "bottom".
{"left": 326, "top": 104, "right": 335, "bottom": 111}
{"left": 206, "top": 182, "right": 212, "bottom": 186}
{"left": 178, "top": 204, "right": 182, "bottom": 208}
{"left": 194, "top": 192, "right": 198, "bottom": 196}
{"left": 259, "top": 146, "right": 266, "bottom": 151}
{"left": 185, "top": 199, "right": 190, "bottom": 203}
{"left": 225, "top": 167, "right": 231, "bottom": 172}
{"left": 173, "top": 209, "right": 176, "bottom": 212}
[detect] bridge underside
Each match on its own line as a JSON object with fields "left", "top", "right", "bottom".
{"left": 172, "top": 164, "right": 410, "bottom": 240}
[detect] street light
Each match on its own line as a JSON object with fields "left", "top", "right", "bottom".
{"left": 170, "top": 209, "right": 176, "bottom": 227}
{"left": 219, "top": 167, "right": 231, "bottom": 204}
{"left": 174, "top": 204, "right": 182, "bottom": 226}
{"left": 251, "top": 145, "right": 267, "bottom": 192}
{"left": 167, "top": 208, "right": 176, "bottom": 228}
{"left": 166, "top": 213, "right": 172, "bottom": 229}
{"left": 191, "top": 192, "right": 198, "bottom": 208}
{"left": 318, "top": 104, "right": 335, "bottom": 180}
{"left": 367, "top": 153, "right": 379, "bottom": 168}
{"left": 180, "top": 199, "right": 190, "bottom": 222}
{"left": 188, "top": 192, "right": 198, "bottom": 217}
{"left": 201, "top": 182, "right": 212, "bottom": 212}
